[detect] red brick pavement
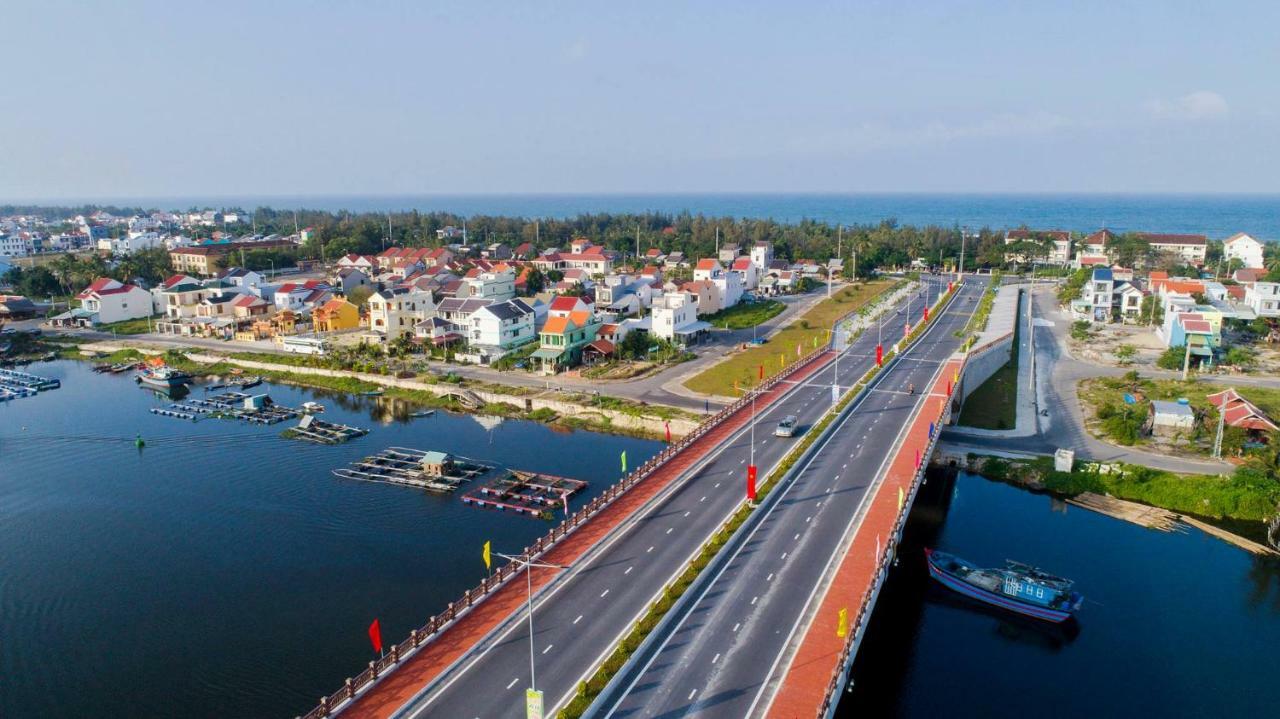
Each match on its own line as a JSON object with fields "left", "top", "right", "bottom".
{"left": 765, "top": 357, "right": 963, "bottom": 719}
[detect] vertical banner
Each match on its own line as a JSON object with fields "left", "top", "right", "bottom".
{"left": 831, "top": 382, "right": 839, "bottom": 405}
{"left": 368, "top": 618, "right": 383, "bottom": 655}
{"left": 904, "top": 322, "right": 911, "bottom": 339}
{"left": 482, "top": 541, "right": 491, "bottom": 570}
{"left": 876, "top": 344, "right": 883, "bottom": 366}
{"left": 836, "top": 607, "right": 849, "bottom": 638}
{"left": 747, "top": 464, "right": 758, "bottom": 501}
{"left": 923, "top": 306, "right": 929, "bottom": 322}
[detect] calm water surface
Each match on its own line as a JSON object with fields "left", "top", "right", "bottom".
{"left": 842, "top": 470, "right": 1280, "bottom": 718}
{"left": 0, "top": 360, "right": 661, "bottom": 718}
{"left": 34, "top": 193, "right": 1280, "bottom": 238}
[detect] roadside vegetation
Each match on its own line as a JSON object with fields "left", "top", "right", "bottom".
{"left": 957, "top": 286, "right": 1019, "bottom": 430}
{"left": 957, "top": 271, "right": 1001, "bottom": 342}
{"left": 976, "top": 455, "right": 1280, "bottom": 523}
{"left": 95, "top": 315, "right": 162, "bottom": 335}
{"left": 702, "top": 298, "right": 784, "bottom": 330}
{"left": 683, "top": 280, "right": 892, "bottom": 397}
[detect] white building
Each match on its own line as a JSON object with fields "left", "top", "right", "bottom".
{"left": 367, "top": 286, "right": 436, "bottom": 337}
{"left": 711, "top": 268, "right": 744, "bottom": 309}
{"left": 0, "top": 234, "right": 28, "bottom": 257}
{"left": 76, "top": 278, "right": 153, "bottom": 324}
{"left": 465, "top": 298, "right": 536, "bottom": 362}
{"left": 1224, "top": 232, "right": 1265, "bottom": 270}
{"left": 731, "top": 256, "right": 759, "bottom": 290}
{"left": 1244, "top": 282, "right": 1280, "bottom": 318}
{"left": 1139, "top": 233, "right": 1208, "bottom": 266}
{"left": 649, "top": 291, "right": 710, "bottom": 344}
{"left": 461, "top": 267, "right": 516, "bottom": 302}
{"left": 750, "top": 242, "right": 773, "bottom": 273}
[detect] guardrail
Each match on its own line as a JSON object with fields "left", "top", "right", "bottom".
{"left": 296, "top": 296, "right": 856, "bottom": 719}
{"left": 812, "top": 358, "right": 966, "bottom": 719}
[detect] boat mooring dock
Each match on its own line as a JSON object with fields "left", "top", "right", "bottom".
{"left": 332, "top": 448, "right": 493, "bottom": 491}
{"left": 461, "top": 470, "right": 588, "bottom": 516}
{"left": 285, "top": 414, "right": 369, "bottom": 444}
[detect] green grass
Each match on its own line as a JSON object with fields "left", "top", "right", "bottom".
{"left": 978, "top": 456, "right": 1280, "bottom": 522}
{"left": 95, "top": 315, "right": 162, "bottom": 335}
{"left": 956, "top": 271, "right": 1001, "bottom": 340}
{"left": 702, "top": 299, "right": 785, "bottom": 330}
{"left": 957, "top": 362, "right": 1018, "bottom": 429}
{"left": 683, "top": 280, "right": 893, "bottom": 397}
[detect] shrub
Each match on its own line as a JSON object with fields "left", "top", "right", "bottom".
{"left": 1156, "top": 346, "right": 1187, "bottom": 371}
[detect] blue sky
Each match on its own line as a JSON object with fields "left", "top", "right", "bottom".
{"left": 2, "top": 0, "right": 1278, "bottom": 198}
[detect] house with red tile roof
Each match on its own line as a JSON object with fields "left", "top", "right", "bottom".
{"left": 75, "top": 277, "right": 152, "bottom": 324}
{"left": 1139, "top": 232, "right": 1208, "bottom": 265}
{"left": 530, "top": 309, "right": 602, "bottom": 374}
{"left": 1207, "top": 388, "right": 1279, "bottom": 437}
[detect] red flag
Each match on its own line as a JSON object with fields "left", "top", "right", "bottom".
{"left": 664, "top": 421, "right": 671, "bottom": 443}
{"left": 368, "top": 618, "right": 383, "bottom": 654}
{"left": 923, "top": 306, "right": 929, "bottom": 322}
{"left": 747, "top": 464, "right": 758, "bottom": 501}
{"left": 876, "top": 344, "right": 883, "bottom": 366}
{"left": 758, "top": 364, "right": 764, "bottom": 380}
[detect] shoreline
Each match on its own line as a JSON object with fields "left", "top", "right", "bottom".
{"left": 937, "top": 449, "right": 1279, "bottom": 552}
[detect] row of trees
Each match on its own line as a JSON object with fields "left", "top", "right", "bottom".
{"left": 1, "top": 247, "right": 173, "bottom": 299}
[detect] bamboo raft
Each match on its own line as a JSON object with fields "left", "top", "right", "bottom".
{"left": 285, "top": 414, "right": 369, "bottom": 444}
{"left": 0, "top": 368, "right": 60, "bottom": 391}
{"left": 1180, "top": 516, "right": 1280, "bottom": 557}
{"left": 1067, "top": 492, "right": 1181, "bottom": 531}
{"left": 150, "top": 407, "right": 198, "bottom": 421}
{"left": 461, "top": 470, "right": 588, "bottom": 517}
{"left": 332, "top": 447, "right": 493, "bottom": 492}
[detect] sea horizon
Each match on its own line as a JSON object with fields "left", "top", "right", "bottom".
{"left": 5, "top": 191, "right": 1280, "bottom": 238}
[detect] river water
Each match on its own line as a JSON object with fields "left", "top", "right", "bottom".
{"left": 0, "top": 360, "right": 661, "bottom": 718}
{"left": 841, "top": 469, "right": 1280, "bottom": 718}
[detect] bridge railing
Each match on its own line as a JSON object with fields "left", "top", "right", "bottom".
{"left": 295, "top": 305, "right": 850, "bottom": 719}
{"left": 813, "top": 353, "right": 965, "bottom": 719}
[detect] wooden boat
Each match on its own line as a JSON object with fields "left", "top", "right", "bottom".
{"left": 925, "top": 549, "right": 1083, "bottom": 623}
{"left": 410, "top": 409, "right": 435, "bottom": 418}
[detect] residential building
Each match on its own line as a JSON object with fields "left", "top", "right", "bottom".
{"left": 460, "top": 267, "right": 516, "bottom": 302}
{"left": 1207, "top": 388, "right": 1279, "bottom": 440}
{"left": 1244, "top": 282, "right": 1280, "bottom": 318}
{"left": 718, "top": 243, "right": 740, "bottom": 264}
{"left": 547, "top": 295, "right": 593, "bottom": 319}
{"left": 155, "top": 274, "right": 210, "bottom": 319}
{"left": 750, "top": 242, "right": 773, "bottom": 272}
{"left": 0, "top": 233, "right": 28, "bottom": 257}
{"left": 435, "top": 297, "right": 493, "bottom": 328}
{"left": 693, "top": 258, "right": 723, "bottom": 282}
{"left": 464, "top": 298, "right": 537, "bottom": 362}
{"left": 75, "top": 278, "right": 152, "bottom": 324}
{"left": 337, "top": 254, "right": 376, "bottom": 272}
{"left": 367, "top": 286, "right": 435, "bottom": 337}
{"left": 680, "top": 280, "right": 722, "bottom": 316}
{"left": 1005, "top": 229, "right": 1072, "bottom": 264}
{"left": 334, "top": 267, "right": 372, "bottom": 295}
{"left": 1223, "top": 232, "right": 1265, "bottom": 270}
{"left": 230, "top": 294, "right": 272, "bottom": 321}
{"left": 312, "top": 298, "right": 361, "bottom": 332}
{"left": 1149, "top": 401, "right": 1195, "bottom": 436}
{"left": 649, "top": 291, "right": 710, "bottom": 345}
{"left": 531, "top": 309, "right": 601, "bottom": 374}
{"left": 1139, "top": 233, "right": 1208, "bottom": 266}
{"left": 168, "top": 238, "right": 296, "bottom": 276}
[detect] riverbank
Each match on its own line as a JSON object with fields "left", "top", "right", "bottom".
{"left": 63, "top": 341, "right": 702, "bottom": 442}
{"left": 954, "top": 452, "right": 1279, "bottom": 538}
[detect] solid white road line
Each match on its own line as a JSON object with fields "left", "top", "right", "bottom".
{"left": 688, "top": 689, "right": 698, "bottom": 700}
{"left": 647, "top": 546, "right": 654, "bottom": 553}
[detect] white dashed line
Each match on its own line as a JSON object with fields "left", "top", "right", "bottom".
{"left": 766, "top": 573, "right": 774, "bottom": 581}
{"left": 507, "top": 677, "right": 519, "bottom": 689}
{"left": 751, "top": 595, "right": 759, "bottom": 605}
{"left": 624, "top": 566, "right": 633, "bottom": 575}
{"left": 666, "top": 527, "right": 674, "bottom": 534}
{"left": 683, "top": 511, "right": 691, "bottom": 517}
{"left": 793, "top": 533, "right": 800, "bottom": 540}
{"left": 733, "top": 622, "right": 741, "bottom": 633}
{"left": 600, "top": 589, "right": 610, "bottom": 598}
{"left": 573, "top": 615, "right": 583, "bottom": 625}
{"left": 688, "top": 689, "right": 698, "bottom": 701}
{"left": 647, "top": 545, "right": 654, "bottom": 553}
{"left": 712, "top": 652, "right": 721, "bottom": 664}
{"left": 543, "top": 644, "right": 553, "bottom": 654}
{"left": 805, "top": 516, "right": 811, "bottom": 523}
{"left": 782, "top": 551, "right": 789, "bottom": 559}
{"left": 700, "top": 496, "right": 707, "bottom": 502}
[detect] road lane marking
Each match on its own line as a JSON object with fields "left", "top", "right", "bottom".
{"left": 712, "top": 652, "right": 721, "bottom": 664}
{"left": 507, "top": 677, "right": 519, "bottom": 689}
{"left": 600, "top": 589, "right": 610, "bottom": 598}
{"left": 793, "top": 533, "right": 800, "bottom": 540}
{"left": 766, "top": 573, "right": 774, "bottom": 581}
{"left": 751, "top": 595, "right": 759, "bottom": 605}
{"left": 688, "top": 689, "right": 698, "bottom": 700}
{"left": 733, "top": 622, "right": 741, "bottom": 632}
{"left": 666, "top": 527, "right": 674, "bottom": 534}
{"left": 782, "top": 551, "right": 788, "bottom": 559}
{"left": 700, "top": 496, "right": 707, "bottom": 502}
{"left": 683, "top": 511, "right": 691, "bottom": 517}
{"left": 543, "top": 644, "right": 553, "bottom": 655}
{"left": 647, "top": 546, "right": 654, "bottom": 553}
{"left": 714, "top": 482, "right": 721, "bottom": 488}
{"left": 574, "top": 615, "right": 583, "bottom": 624}
{"left": 805, "top": 516, "right": 811, "bottom": 523}
{"left": 624, "top": 566, "right": 633, "bottom": 575}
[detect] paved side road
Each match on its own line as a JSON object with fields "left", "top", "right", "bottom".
{"left": 347, "top": 279, "right": 952, "bottom": 719}
{"left": 596, "top": 278, "right": 985, "bottom": 719}
{"left": 943, "top": 284, "right": 1233, "bottom": 475}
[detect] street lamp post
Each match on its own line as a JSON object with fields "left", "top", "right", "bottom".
{"left": 495, "top": 551, "right": 568, "bottom": 705}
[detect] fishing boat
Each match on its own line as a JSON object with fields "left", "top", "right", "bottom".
{"left": 361, "top": 389, "right": 384, "bottom": 397}
{"left": 410, "top": 409, "right": 435, "bottom": 418}
{"left": 925, "top": 549, "right": 1083, "bottom": 623}
{"left": 135, "top": 358, "right": 193, "bottom": 389}
{"left": 301, "top": 401, "right": 325, "bottom": 413}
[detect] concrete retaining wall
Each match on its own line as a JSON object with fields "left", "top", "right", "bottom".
{"left": 957, "top": 286, "right": 1020, "bottom": 402}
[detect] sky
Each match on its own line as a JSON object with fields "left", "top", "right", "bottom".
{"left": 2, "top": 0, "right": 1279, "bottom": 199}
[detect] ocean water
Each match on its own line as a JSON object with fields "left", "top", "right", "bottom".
{"left": 26, "top": 193, "right": 1280, "bottom": 239}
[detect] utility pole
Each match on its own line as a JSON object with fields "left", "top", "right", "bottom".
{"left": 293, "top": 210, "right": 299, "bottom": 235}
{"left": 958, "top": 226, "right": 968, "bottom": 280}
{"left": 1182, "top": 340, "right": 1193, "bottom": 381}
{"left": 636, "top": 224, "right": 640, "bottom": 260}
{"left": 1213, "top": 403, "right": 1225, "bottom": 458}
{"left": 387, "top": 213, "right": 393, "bottom": 249}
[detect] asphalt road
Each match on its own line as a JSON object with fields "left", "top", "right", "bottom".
{"left": 597, "top": 277, "right": 986, "bottom": 719}
{"left": 381, "top": 277, "right": 960, "bottom": 719}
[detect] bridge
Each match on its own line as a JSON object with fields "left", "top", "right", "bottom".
{"left": 298, "top": 273, "right": 988, "bottom": 719}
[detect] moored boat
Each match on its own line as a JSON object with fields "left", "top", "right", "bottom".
{"left": 135, "top": 361, "right": 193, "bottom": 389}
{"left": 925, "top": 548, "right": 1083, "bottom": 623}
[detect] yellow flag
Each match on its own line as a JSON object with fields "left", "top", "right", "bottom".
{"left": 482, "top": 540, "right": 491, "bottom": 571}
{"left": 836, "top": 607, "right": 848, "bottom": 638}
{"left": 898, "top": 486, "right": 905, "bottom": 511}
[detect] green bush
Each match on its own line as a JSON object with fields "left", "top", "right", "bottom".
{"left": 1156, "top": 346, "right": 1187, "bottom": 371}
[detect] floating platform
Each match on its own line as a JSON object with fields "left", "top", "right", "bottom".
{"left": 332, "top": 447, "right": 492, "bottom": 492}
{"left": 181, "top": 392, "right": 299, "bottom": 424}
{"left": 284, "top": 414, "right": 369, "bottom": 444}
{"left": 150, "top": 407, "right": 198, "bottom": 421}
{"left": 0, "top": 368, "right": 61, "bottom": 391}
{"left": 461, "top": 470, "right": 588, "bottom": 517}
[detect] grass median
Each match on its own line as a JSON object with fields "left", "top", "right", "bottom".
{"left": 683, "top": 281, "right": 892, "bottom": 397}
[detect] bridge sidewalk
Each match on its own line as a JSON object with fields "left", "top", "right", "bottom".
{"left": 339, "top": 351, "right": 839, "bottom": 719}
{"left": 765, "top": 357, "right": 964, "bottom": 719}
